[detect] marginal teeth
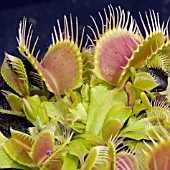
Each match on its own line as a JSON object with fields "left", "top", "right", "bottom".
{"left": 88, "top": 5, "right": 142, "bottom": 86}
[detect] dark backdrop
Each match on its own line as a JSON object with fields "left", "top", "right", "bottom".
{"left": 0, "top": 0, "right": 170, "bottom": 63}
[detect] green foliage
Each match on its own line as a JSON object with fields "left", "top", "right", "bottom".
{"left": 0, "top": 4, "right": 170, "bottom": 170}
{"left": 1, "top": 53, "right": 30, "bottom": 96}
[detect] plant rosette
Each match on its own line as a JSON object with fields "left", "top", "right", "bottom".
{"left": 0, "top": 4, "right": 170, "bottom": 170}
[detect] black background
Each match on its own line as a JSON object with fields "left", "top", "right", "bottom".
{"left": 0, "top": 0, "right": 170, "bottom": 63}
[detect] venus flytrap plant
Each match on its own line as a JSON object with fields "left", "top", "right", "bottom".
{"left": 22, "top": 95, "right": 49, "bottom": 130}
{"left": 0, "top": 4, "right": 170, "bottom": 170}
{"left": 141, "top": 121, "right": 170, "bottom": 170}
{"left": 88, "top": 5, "right": 142, "bottom": 86}
{"left": 17, "top": 16, "right": 85, "bottom": 94}
{"left": 0, "top": 119, "right": 75, "bottom": 169}
{"left": 1, "top": 52, "right": 30, "bottom": 96}
{"left": 0, "top": 53, "right": 30, "bottom": 116}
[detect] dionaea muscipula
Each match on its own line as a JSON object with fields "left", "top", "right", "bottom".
{"left": 15, "top": 5, "right": 170, "bottom": 95}
{"left": 17, "top": 16, "right": 85, "bottom": 95}
{"left": 88, "top": 5, "right": 169, "bottom": 87}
